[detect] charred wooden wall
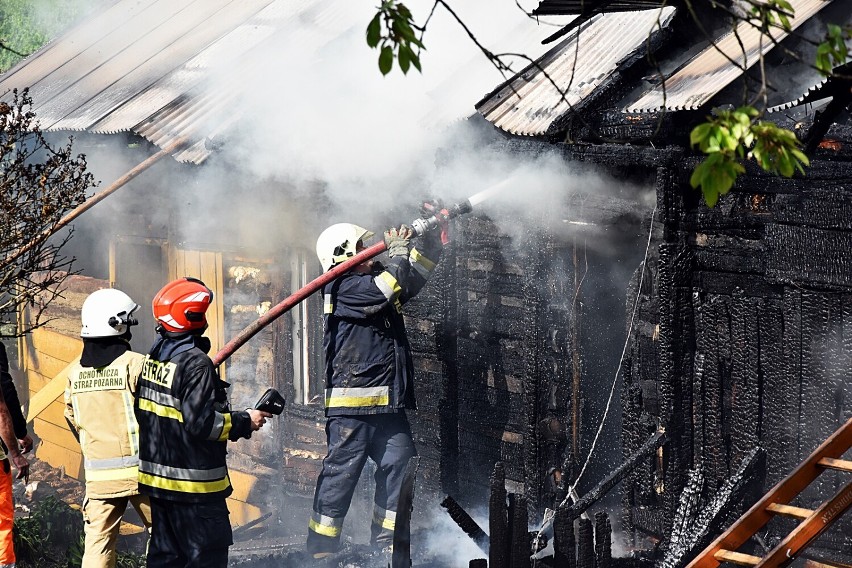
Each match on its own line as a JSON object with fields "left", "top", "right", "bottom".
{"left": 621, "top": 142, "right": 852, "bottom": 554}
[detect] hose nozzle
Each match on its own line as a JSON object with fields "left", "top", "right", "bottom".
{"left": 410, "top": 199, "right": 473, "bottom": 236}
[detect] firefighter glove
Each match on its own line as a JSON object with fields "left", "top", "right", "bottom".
{"left": 384, "top": 224, "right": 413, "bottom": 258}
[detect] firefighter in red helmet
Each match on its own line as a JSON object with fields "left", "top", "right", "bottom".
{"left": 134, "top": 277, "right": 271, "bottom": 567}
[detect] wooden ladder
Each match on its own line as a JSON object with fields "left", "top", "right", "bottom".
{"left": 686, "top": 416, "right": 852, "bottom": 568}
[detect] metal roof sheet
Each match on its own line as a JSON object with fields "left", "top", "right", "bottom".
{"left": 0, "top": 0, "right": 285, "bottom": 163}
{"left": 533, "top": 0, "right": 667, "bottom": 16}
{"left": 475, "top": 8, "right": 675, "bottom": 136}
{"left": 622, "top": 0, "right": 834, "bottom": 113}
{"left": 0, "top": 0, "right": 563, "bottom": 164}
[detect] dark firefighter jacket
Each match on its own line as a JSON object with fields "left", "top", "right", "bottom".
{"left": 134, "top": 333, "right": 252, "bottom": 502}
{"left": 321, "top": 238, "right": 441, "bottom": 417}
{"left": 0, "top": 343, "right": 27, "bottom": 443}
{"left": 0, "top": 344, "right": 27, "bottom": 457}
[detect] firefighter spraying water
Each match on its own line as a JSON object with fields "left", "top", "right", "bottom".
{"left": 212, "top": 187, "right": 502, "bottom": 367}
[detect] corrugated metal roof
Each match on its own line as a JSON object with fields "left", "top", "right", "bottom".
{"left": 533, "top": 0, "right": 666, "bottom": 16}
{"left": 766, "top": 78, "right": 832, "bottom": 113}
{"left": 0, "top": 0, "right": 286, "bottom": 163}
{"left": 0, "top": 0, "right": 564, "bottom": 164}
{"left": 475, "top": 8, "right": 675, "bottom": 136}
{"left": 623, "top": 0, "right": 834, "bottom": 113}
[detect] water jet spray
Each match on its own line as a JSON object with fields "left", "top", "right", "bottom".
{"left": 212, "top": 187, "right": 504, "bottom": 366}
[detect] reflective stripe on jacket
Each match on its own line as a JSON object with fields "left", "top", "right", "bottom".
{"left": 134, "top": 343, "right": 252, "bottom": 503}
{"left": 64, "top": 351, "right": 145, "bottom": 498}
{"left": 321, "top": 241, "right": 441, "bottom": 417}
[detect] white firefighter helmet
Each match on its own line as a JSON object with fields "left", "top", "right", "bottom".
{"left": 316, "top": 223, "right": 375, "bottom": 272}
{"left": 80, "top": 288, "right": 140, "bottom": 338}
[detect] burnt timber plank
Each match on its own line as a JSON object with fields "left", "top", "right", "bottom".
{"left": 729, "top": 293, "right": 760, "bottom": 467}
{"left": 759, "top": 297, "right": 790, "bottom": 488}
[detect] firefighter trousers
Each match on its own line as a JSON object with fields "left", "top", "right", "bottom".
{"left": 81, "top": 493, "right": 152, "bottom": 568}
{"left": 307, "top": 413, "right": 417, "bottom": 555}
{"left": 147, "top": 497, "right": 232, "bottom": 568}
{"left": 0, "top": 459, "right": 14, "bottom": 568}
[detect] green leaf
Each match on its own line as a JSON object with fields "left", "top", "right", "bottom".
{"left": 396, "top": 3, "right": 412, "bottom": 19}
{"left": 410, "top": 52, "right": 422, "bottom": 71}
{"left": 704, "top": 187, "right": 720, "bottom": 207}
{"left": 398, "top": 44, "right": 411, "bottom": 74}
{"left": 366, "top": 13, "right": 382, "bottom": 48}
{"left": 791, "top": 148, "right": 810, "bottom": 167}
{"left": 379, "top": 45, "right": 394, "bottom": 75}
{"left": 690, "top": 123, "right": 713, "bottom": 147}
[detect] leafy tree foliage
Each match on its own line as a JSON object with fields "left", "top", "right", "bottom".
{"left": 0, "top": 89, "right": 96, "bottom": 338}
{"left": 0, "top": 0, "right": 89, "bottom": 71}
{"left": 366, "top": 1, "right": 423, "bottom": 75}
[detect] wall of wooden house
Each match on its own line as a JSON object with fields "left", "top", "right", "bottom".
{"left": 618, "top": 140, "right": 852, "bottom": 555}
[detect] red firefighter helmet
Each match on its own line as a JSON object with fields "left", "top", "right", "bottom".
{"left": 152, "top": 277, "right": 214, "bottom": 332}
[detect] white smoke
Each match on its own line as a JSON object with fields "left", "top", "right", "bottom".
{"left": 417, "top": 504, "right": 489, "bottom": 564}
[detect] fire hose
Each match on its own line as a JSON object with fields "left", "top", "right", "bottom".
{"left": 211, "top": 199, "right": 474, "bottom": 366}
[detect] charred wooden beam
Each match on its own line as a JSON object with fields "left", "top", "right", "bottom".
{"left": 553, "top": 507, "right": 577, "bottom": 568}
{"left": 564, "top": 431, "right": 667, "bottom": 519}
{"left": 440, "top": 495, "right": 489, "bottom": 554}
{"left": 594, "top": 512, "right": 612, "bottom": 568}
{"left": 508, "top": 493, "right": 530, "bottom": 568}
{"left": 490, "top": 462, "right": 510, "bottom": 568}
{"left": 577, "top": 518, "right": 595, "bottom": 568}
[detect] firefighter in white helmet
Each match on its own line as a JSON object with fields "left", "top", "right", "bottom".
{"left": 64, "top": 288, "right": 153, "bottom": 568}
{"left": 307, "top": 203, "right": 447, "bottom": 558}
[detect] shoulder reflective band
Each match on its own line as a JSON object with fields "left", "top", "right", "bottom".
{"left": 309, "top": 511, "right": 344, "bottom": 537}
{"left": 325, "top": 386, "right": 390, "bottom": 408}
{"left": 409, "top": 248, "right": 436, "bottom": 278}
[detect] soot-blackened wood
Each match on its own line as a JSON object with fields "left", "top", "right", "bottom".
{"left": 766, "top": 224, "right": 852, "bottom": 289}
{"left": 781, "top": 287, "right": 803, "bottom": 481}
{"left": 656, "top": 241, "right": 679, "bottom": 537}
{"left": 659, "top": 447, "right": 763, "bottom": 568}
{"left": 440, "top": 495, "right": 489, "bottom": 554}
{"left": 508, "top": 493, "right": 530, "bottom": 568}
{"left": 553, "top": 507, "right": 576, "bottom": 568}
{"left": 759, "top": 297, "right": 788, "bottom": 488}
{"left": 522, "top": 230, "right": 545, "bottom": 518}
{"left": 470, "top": 560, "right": 488, "bottom": 568}
{"left": 657, "top": 235, "right": 694, "bottom": 536}
{"left": 700, "top": 295, "right": 727, "bottom": 493}
{"left": 799, "top": 290, "right": 841, "bottom": 504}
{"left": 576, "top": 518, "right": 595, "bottom": 568}
{"left": 438, "top": 236, "right": 460, "bottom": 498}
{"left": 691, "top": 352, "right": 706, "bottom": 471}
{"left": 820, "top": 294, "right": 845, "bottom": 502}
{"left": 490, "top": 462, "right": 509, "bottom": 568}
{"left": 799, "top": 290, "right": 827, "bottom": 505}
{"left": 594, "top": 512, "right": 611, "bottom": 568}
{"left": 620, "top": 361, "right": 640, "bottom": 545}
{"left": 841, "top": 297, "right": 852, "bottom": 540}
{"left": 729, "top": 293, "right": 760, "bottom": 468}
